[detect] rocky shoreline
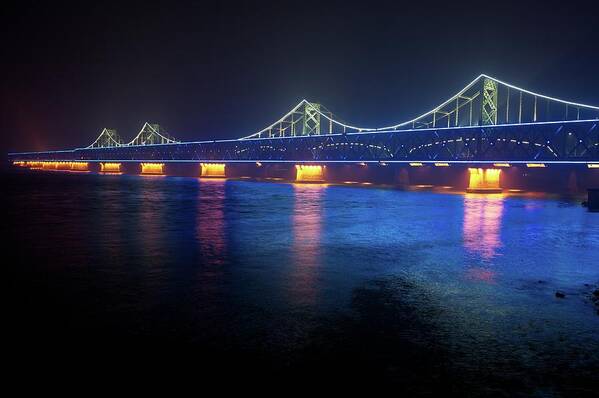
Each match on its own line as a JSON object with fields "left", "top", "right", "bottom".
{"left": 551, "top": 283, "right": 599, "bottom": 316}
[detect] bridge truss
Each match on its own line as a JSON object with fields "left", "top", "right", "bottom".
{"left": 238, "top": 101, "right": 337, "bottom": 139}
{"left": 241, "top": 74, "right": 599, "bottom": 139}
{"left": 85, "top": 123, "right": 179, "bottom": 149}
{"left": 127, "top": 123, "right": 179, "bottom": 146}
{"left": 86, "top": 128, "right": 124, "bottom": 148}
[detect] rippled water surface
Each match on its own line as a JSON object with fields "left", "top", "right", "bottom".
{"left": 7, "top": 171, "right": 599, "bottom": 394}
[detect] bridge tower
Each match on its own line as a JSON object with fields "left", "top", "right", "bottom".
{"left": 302, "top": 102, "right": 321, "bottom": 135}
{"left": 128, "top": 123, "right": 179, "bottom": 146}
{"left": 87, "top": 128, "right": 123, "bottom": 148}
{"left": 481, "top": 77, "right": 498, "bottom": 125}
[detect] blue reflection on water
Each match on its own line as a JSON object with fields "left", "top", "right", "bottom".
{"left": 7, "top": 171, "right": 599, "bottom": 393}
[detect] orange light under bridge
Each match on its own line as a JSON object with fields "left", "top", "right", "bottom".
{"left": 200, "top": 163, "right": 226, "bottom": 177}
{"left": 100, "top": 163, "right": 122, "bottom": 173}
{"left": 467, "top": 168, "right": 502, "bottom": 193}
{"left": 70, "top": 162, "right": 89, "bottom": 171}
{"left": 38, "top": 161, "right": 89, "bottom": 171}
{"left": 141, "top": 163, "right": 165, "bottom": 175}
{"left": 25, "top": 161, "right": 45, "bottom": 169}
{"left": 42, "top": 161, "right": 62, "bottom": 170}
{"left": 295, "top": 165, "right": 325, "bottom": 182}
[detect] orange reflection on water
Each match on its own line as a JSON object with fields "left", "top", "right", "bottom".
{"left": 463, "top": 193, "right": 505, "bottom": 260}
{"left": 290, "top": 183, "right": 325, "bottom": 304}
{"left": 197, "top": 179, "right": 227, "bottom": 265}
{"left": 137, "top": 179, "right": 165, "bottom": 259}
{"left": 465, "top": 267, "right": 497, "bottom": 283}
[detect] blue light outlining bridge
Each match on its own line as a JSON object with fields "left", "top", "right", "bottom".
{"left": 8, "top": 74, "right": 599, "bottom": 165}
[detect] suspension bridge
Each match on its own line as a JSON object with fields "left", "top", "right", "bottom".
{"left": 8, "top": 74, "right": 599, "bottom": 191}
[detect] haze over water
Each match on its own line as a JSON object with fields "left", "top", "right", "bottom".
{"left": 7, "top": 171, "right": 599, "bottom": 395}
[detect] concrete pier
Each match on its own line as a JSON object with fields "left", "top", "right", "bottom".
{"left": 588, "top": 189, "right": 599, "bottom": 212}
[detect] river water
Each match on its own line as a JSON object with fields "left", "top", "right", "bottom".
{"left": 6, "top": 170, "right": 599, "bottom": 394}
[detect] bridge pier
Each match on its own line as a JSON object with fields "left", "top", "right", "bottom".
{"left": 34, "top": 161, "right": 90, "bottom": 171}
{"left": 70, "top": 162, "right": 89, "bottom": 171}
{"left": 200, "top": 163, "right": 226, "bottom": 178}
{"left": 466, "top": 168, "right": 502, "bottom": 193}
{"left": 42, "top": 161, "right": 59, "bottom": 170}
{"left": 391, "top": 164, "right": 470, "bottom": 190}
{"left": 258, "top": 163, "right": 295, "bottom": 181}
{"left": 140, "top": 163, "right": 164, "bottom": 175}
{"left": 295, "top": 165, "right": 325, "bottom": 182}
{"left": 588, "top": 189, "right": 599, "bottom": 212}
{"left": 100, "top": 162, "right": 122, "bottom": 173}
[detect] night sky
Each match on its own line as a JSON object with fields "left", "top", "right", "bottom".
{"left": 3, "top": 1, "right": 599, "bottom": 156}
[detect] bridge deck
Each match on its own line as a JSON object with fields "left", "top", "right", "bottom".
{"left": 8, "top": 120, "right": 598, "bottom": 164}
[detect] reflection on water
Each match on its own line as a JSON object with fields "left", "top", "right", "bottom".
{"left": 94, "top": 175, "right": 125, "bottom": 261}
{"left": 463, "top": 193, "right": 505, "bottom": 260}
{"left": 7, "top": 172, "right": 599, "bottom": 395}
{"left": 465, "top": 267, "right": 497, "bottom": 283}
{"left": 197, "top": 179, "right": 227, "bottom": 265}
{"left": 138, "top": 178, "right": 166, "bottom": 259}
{"left": 463, "top": 193, "right": 505, "bottom": 283}
{"left": 290, "top": 184, "right": 325, "bottom": 305}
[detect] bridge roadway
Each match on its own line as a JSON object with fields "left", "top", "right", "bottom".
{"left": 8, "top": 120, "right": 599, "bottom": 165}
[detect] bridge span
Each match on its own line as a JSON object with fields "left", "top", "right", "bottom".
{"left": 8, "top": 74, "right": 599, "bottom": 192}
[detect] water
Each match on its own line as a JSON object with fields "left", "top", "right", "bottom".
{"left": 7, "top": 171, "right": 599, "bottom": 394}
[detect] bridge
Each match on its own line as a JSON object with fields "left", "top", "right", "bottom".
{"left": 9, "top": 74, "right": 599, "bottom": 191}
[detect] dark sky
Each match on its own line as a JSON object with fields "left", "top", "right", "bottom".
{"left": 3, "top": 0, "right": 599, "bottom": 155}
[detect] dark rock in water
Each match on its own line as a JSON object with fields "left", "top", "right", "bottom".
{"left": 593, "top": 289, "right": 599, "bottom": 298}
{"left": 555, "top": 291, "right": 566, "bottom": 299}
